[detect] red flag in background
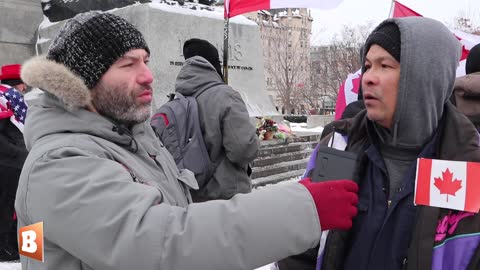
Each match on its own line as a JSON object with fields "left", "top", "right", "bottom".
{"left": 334, "top": 70, "right": 361, "bottom": 120}
{"left": 334, "top": 1, "right": 480, "bottom": 118}
{"left": 392, "top": 1, "right": 421, "bottom": 17}
{"left": 225, "top": 0, "right": 343, "bottom": 18}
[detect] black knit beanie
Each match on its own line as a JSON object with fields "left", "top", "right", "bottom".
{"left": 466, "top": 43, "right": 480, "bottom": 75}
{"left": 183, "top": 38, "right": 224, "bottom": 80}
{"left": 364, "top": 23, "right": 401, "bottom": 62}
{"left": 46, "top": 11, "right": 150, "bottom": 89}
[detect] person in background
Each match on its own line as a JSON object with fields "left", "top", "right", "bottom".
{"left": 451, "top": 43, "right": 480, "bottom": 130}
{"left": 172, "top": 38, "right": 258, "bottom": 201}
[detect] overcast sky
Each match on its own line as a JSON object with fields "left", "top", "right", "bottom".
{"left": 310, "top": 0, "right": 480, "bottom": 45}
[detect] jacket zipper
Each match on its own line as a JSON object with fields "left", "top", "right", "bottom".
{"left": 120, "top": 163, "right": 144, "bottom": 184}
{"left": 129, "top": 169, "right": 142, "bottom": 183}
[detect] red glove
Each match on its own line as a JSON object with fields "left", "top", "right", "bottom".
{"left": 300, "top": 178, "right": 358, "bottom": 231}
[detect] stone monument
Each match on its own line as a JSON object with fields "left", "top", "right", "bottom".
{"left": 6, "top": 1, "right": 279, "bottom": 116}
{"left": 0, "top": 0, "right": 43, "bottom": 64}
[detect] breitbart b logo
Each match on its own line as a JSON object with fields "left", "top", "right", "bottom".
{"left": 18, "top": 222, "right": 44, "bottom": 262}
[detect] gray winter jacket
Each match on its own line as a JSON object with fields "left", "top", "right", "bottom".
{"left": 15, "top": 55, "right": 321, "bottom": 270}
{"left": 175, "top": 56, "right": 259, "bottom": 201}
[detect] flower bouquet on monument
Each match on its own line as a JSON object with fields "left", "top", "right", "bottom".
{"left": 256, "top": 117, "right": 279, "bottom": 140}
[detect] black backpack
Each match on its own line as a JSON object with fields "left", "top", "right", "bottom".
{"left": 151, "top": 92, "right": 213, "bottom": 188}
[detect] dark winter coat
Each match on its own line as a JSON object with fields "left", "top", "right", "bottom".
{"left": 175, "top": 56, "right": 259, "bottom": 201}
{"left": 452, "top": 71, "right": 480, "bottom": 130}
{"left": 0, "top": 118, "right": 27, "bottom": 168}
{"left": 280, "top": 17, "right": 480, "bottom": 270}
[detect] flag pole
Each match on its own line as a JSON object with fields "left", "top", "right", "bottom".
{"left": 223, "top": 16, "right": 230, "bottom": 84}
{"left": 388, "top": 0, "right": 395, "bottom": 18}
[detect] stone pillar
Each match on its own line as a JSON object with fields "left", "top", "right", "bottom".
{"left": 0, "top": 0, "right": 43, "bottom": 64}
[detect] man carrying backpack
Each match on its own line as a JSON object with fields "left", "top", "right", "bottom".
{"left": 160, "top": 38, "right": 259, "bottom": 201}
{"left": 452, "top": 43, "right": 480, "bottom": 130}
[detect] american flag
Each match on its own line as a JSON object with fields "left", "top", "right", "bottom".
{"left": 0, "top": 84, "right": 28, "bottom": 133}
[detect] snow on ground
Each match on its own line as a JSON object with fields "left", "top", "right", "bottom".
{"left": 255, "top": 263, "right": 275, "bottom": 270}
{"left": 255, "top": 176, "right": 301, "bottom": 190}
{"left": 289, "top": 122, "right": 323, "bottom": 136}
{"left": 0, "top": 262, "right": 20, "bottom": 270}
{"left": 149, "top": 1, "right": 256, "bottom": 25}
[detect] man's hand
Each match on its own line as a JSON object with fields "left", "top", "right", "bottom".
{"left": 300, "top": 178, "right": 359, "bottom": 231}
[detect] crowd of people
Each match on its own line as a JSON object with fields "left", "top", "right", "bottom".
{"left": 1, "top": 9, "right": 480, "bottom": 270}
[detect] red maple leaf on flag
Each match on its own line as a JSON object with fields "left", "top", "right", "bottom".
{"left": 434, "top": 169, "right": 463, "bottom": 202}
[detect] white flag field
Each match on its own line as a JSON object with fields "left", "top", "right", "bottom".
{"left": 415, "top": 158, "right": 480, "bottom": 213}
{"left": 267, "top": 0, "right": 342, "bottom": 9}
{"left": 225, "top": 0, "right": 343, "bottom": 18}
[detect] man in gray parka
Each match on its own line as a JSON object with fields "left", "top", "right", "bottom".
{"left": 176, "top": 38, "right": 259, "bottom": 201}
{"left": 16, "top": 11, "right": 359, "bottom": 270}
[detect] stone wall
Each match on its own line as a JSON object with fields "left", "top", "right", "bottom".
{"left": 0, "top": 0, "right": 43, "bottom": 64}
{"left": 35, "top": 3, "right": 279, "bottom": 116}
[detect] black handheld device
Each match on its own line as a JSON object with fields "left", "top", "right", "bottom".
{"left": 311, "top": 145, "right": 358, "bottom": 182}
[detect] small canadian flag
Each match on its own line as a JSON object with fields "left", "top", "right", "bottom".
{"left": 415, "top": 158, "right": 480, "bottom": 213}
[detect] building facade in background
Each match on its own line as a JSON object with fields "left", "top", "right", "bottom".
{"left": 310, "top": 45, "right": 336, "bottom": 114}
{"left": 245, "top": 8, "right": 315, "bottom": 115}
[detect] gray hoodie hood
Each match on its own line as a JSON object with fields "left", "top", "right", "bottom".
{"left": 175, "top": 56, "right": 224, "bottom": 96}
{"left": 364, "top": 17, "right": 461, "bottom": 148}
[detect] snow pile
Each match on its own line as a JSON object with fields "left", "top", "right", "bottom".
{"left": 149, "top": 1, "right": 256, "bottom": 25}
{"left": 0, "top": 262, "right": 20, "bottom": 270}
{"left": 255, "top": 263, "right": 275, "bottom": 270}
{"left": 289, "top": 122, "right": 324, "bottom": 136}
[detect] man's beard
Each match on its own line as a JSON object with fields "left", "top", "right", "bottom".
{"left": 92, "top": 82, "right": 152, "bottom": 127}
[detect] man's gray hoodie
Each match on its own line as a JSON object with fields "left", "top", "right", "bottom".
{"left": 15, "top": 56, "right": 321, "bottom": 270}
{"left": 175, "top": 56, "right": 259, "bottom": 201}
{"left": 366, "top": 17, "right": 461, "bottom": 199}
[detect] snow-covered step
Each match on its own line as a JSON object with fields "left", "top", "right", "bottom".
{"left": 252, "top": 169, "right": 304, "bottom": 188}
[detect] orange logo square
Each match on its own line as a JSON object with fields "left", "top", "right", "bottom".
{"left": 18, "top": 222, "right": 44, "bottom": 262}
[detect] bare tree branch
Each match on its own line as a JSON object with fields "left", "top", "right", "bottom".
{"left": 265, "top": 25, "right": 308, "bottom": 114}
{"left": 311, "top": 23, "right": 373, "bottom": 104}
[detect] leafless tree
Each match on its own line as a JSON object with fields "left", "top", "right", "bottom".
{"left": 265, "top": 27, "right": 310, "bottom": 114}
{"left": 311, "top": 23, "right": 373, "bottom": 103}
{"left": 453, "top": 10, "right": 480, "bottom": 34}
